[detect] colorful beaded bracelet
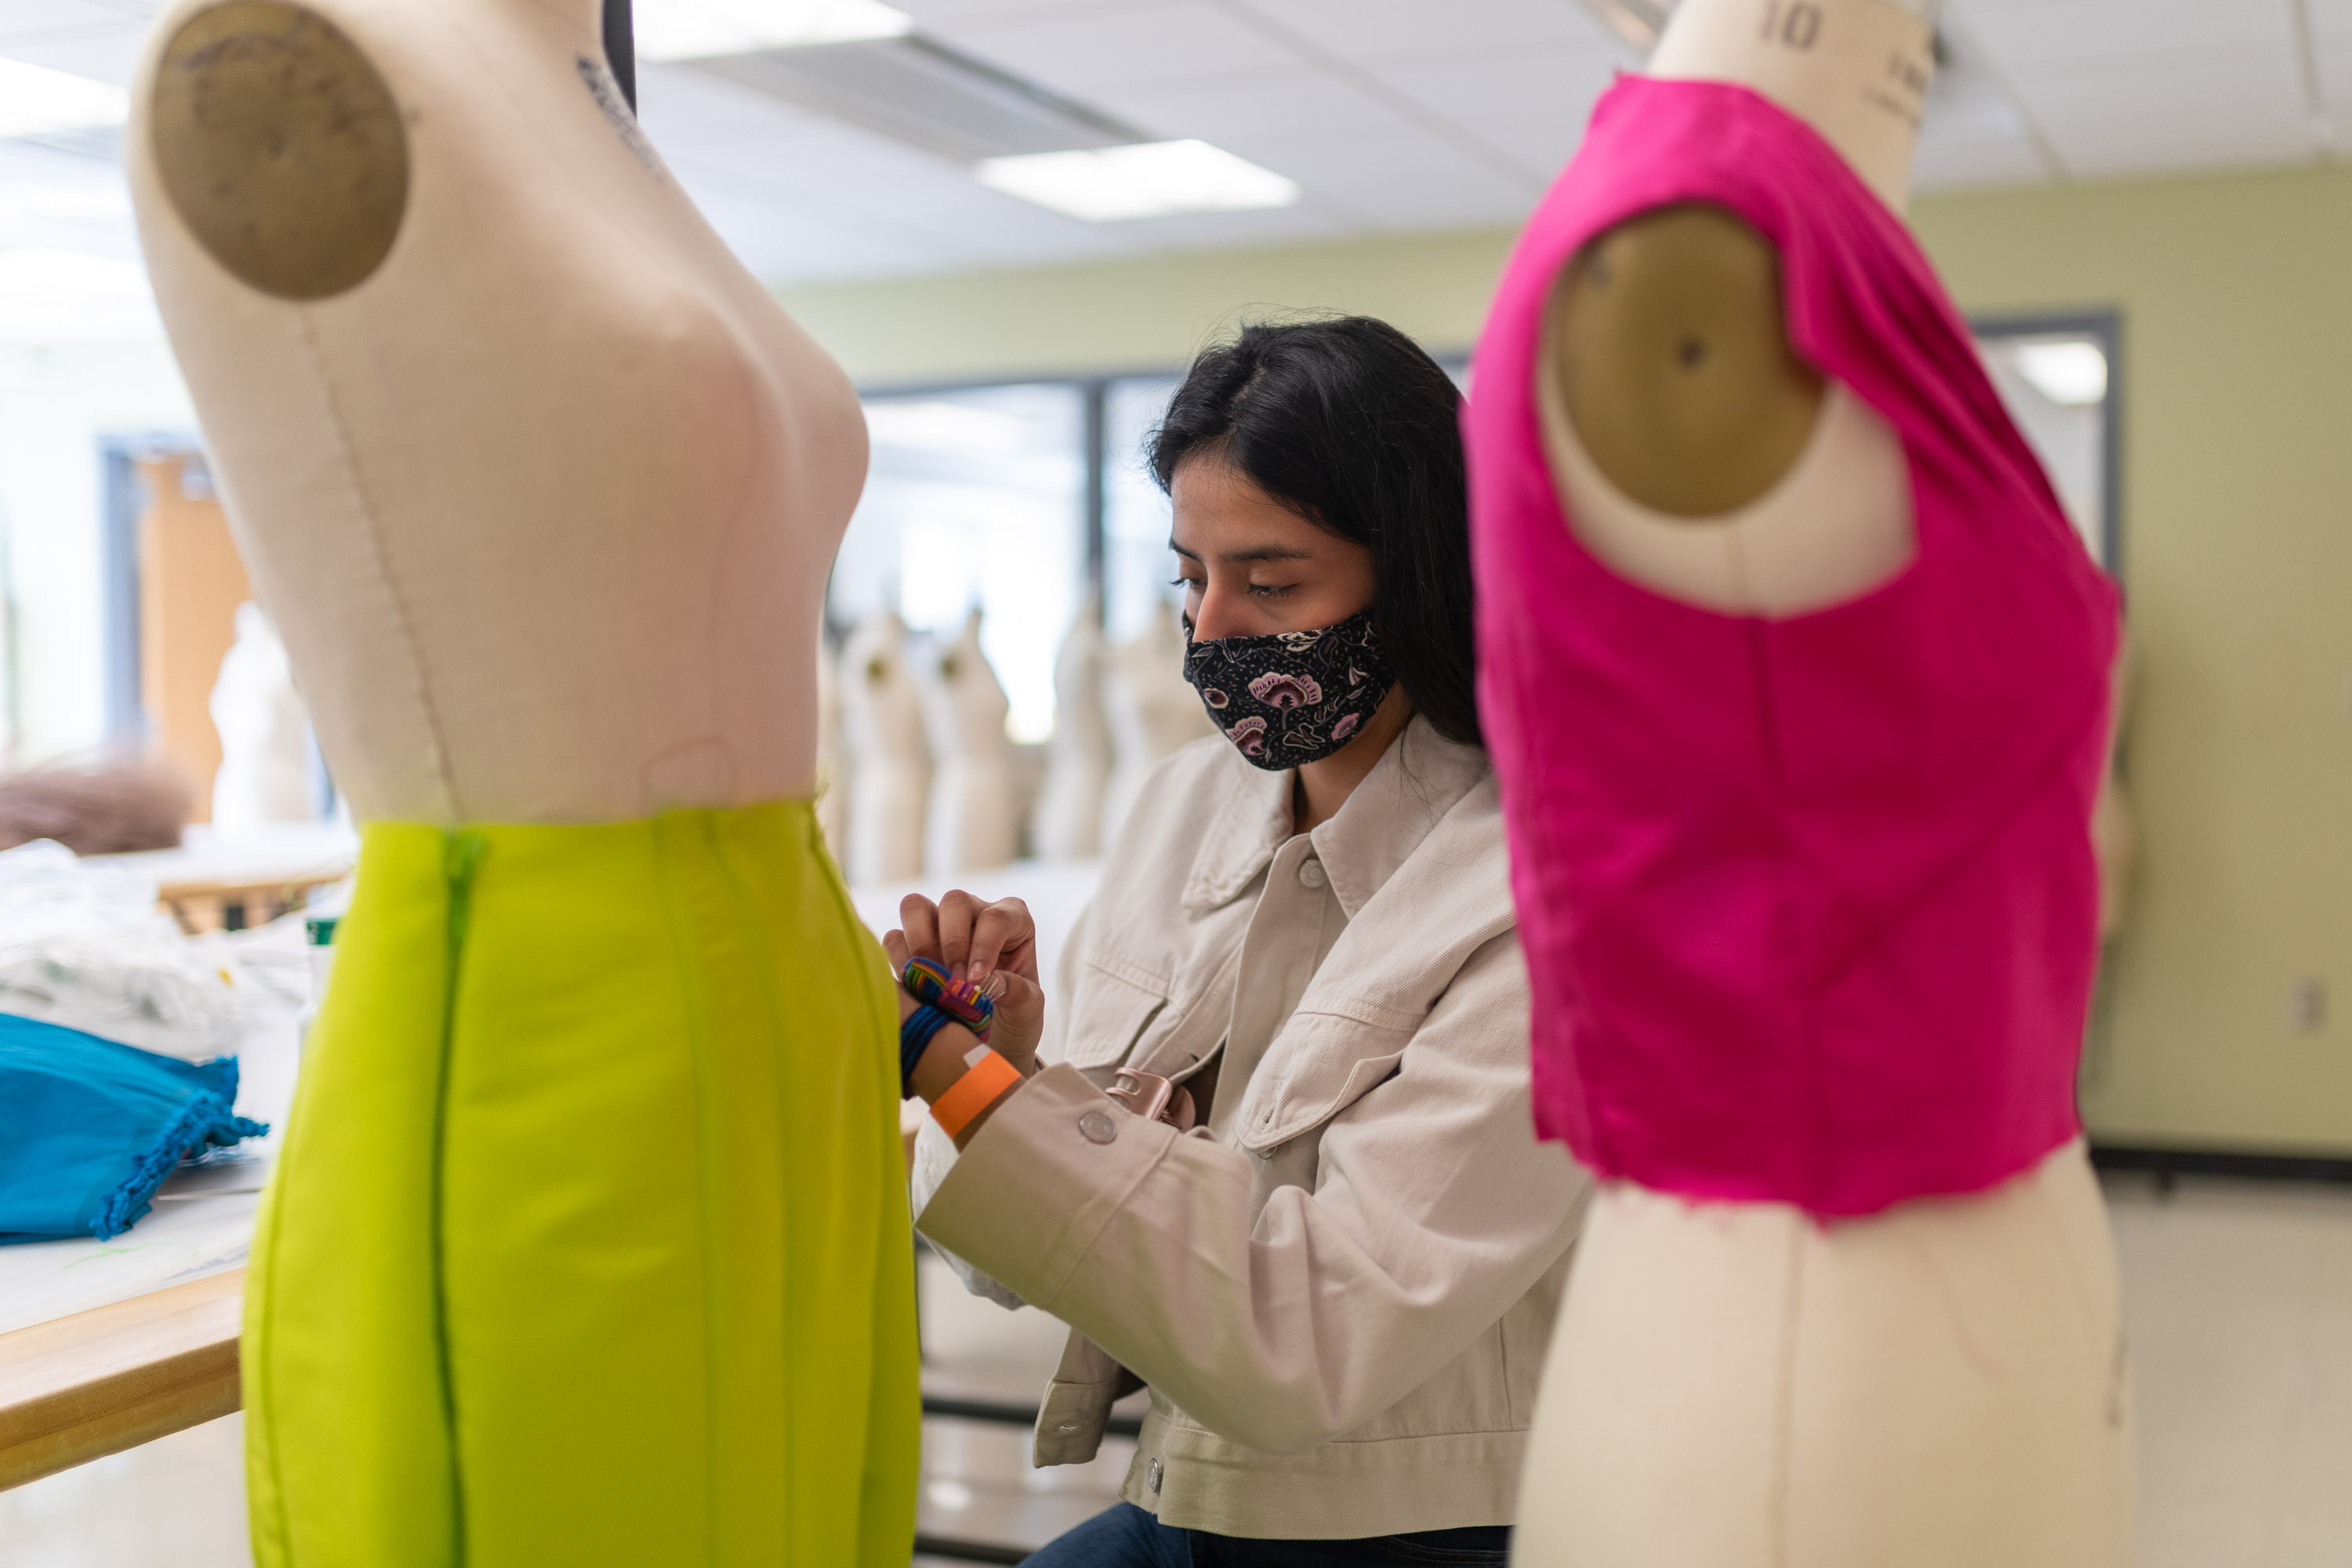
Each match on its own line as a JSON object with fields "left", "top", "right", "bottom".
{"left": 899, "top": 1004, "right": 956, "bottom": 1098}
{"left": 902, "top": 955, "right": 994, "bottom": 1043}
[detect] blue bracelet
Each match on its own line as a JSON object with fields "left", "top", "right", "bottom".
{"left": 900, "top": 1003, "right": 957, "bottom": 1098}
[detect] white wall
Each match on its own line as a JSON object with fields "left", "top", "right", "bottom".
{"left": 0, "top": 336, "right": 194, "bottom": 763}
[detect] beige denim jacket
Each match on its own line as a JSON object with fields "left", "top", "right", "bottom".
{"left": 913, "top": 718, "right": 1591, "bottom": 1540}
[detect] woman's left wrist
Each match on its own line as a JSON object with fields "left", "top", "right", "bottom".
{"left": 909, "top": 1025, "right": 978, "bottom": 1103}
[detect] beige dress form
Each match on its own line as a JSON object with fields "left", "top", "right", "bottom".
{"left": 133, "top": 0, "right": 864, "bottom": 829}
{"left": 839, "top": 610, "right": 930, "bottom": 883}
{"left": 1033, "top": 597, "right": 1112, "bottom": 862}
{"left": 126, "top": 3, "right": 917, "bottom": 1563}
{"left": 1512, "top": 2, "right": 2132, "bottom": 1562}
{"left": 1101, "top": 600, "right": 1213, "bottom": 848}
{"left": 919, "top": 608, "right": 1018, "bottom": 875}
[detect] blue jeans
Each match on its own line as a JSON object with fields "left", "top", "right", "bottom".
{"left": 1022, "top": 1502, "right": 1512, "bottom": 1566}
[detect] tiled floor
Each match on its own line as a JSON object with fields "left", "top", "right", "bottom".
{"left": 2107, "top": 1174, "right": 2352, "bottom": 1568}
{"left": 6, "top": 1173, "right": 2351, "bottom": 1566}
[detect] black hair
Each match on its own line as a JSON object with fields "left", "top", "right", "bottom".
{"left": 1150, "top": 316, "right": 1481, "bottom": 750}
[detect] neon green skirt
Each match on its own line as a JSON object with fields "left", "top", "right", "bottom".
{"left": 244, "top": 802, "right": 918, "bottom": 1566}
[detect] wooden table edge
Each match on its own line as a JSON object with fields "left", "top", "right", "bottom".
{"left": 0, "top": 1268, "right": 245, "bottom": 1492}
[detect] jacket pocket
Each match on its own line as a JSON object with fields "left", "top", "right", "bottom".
{"left": 1234, "top": 1011, "right": 1412, "bottom": 1152}
{"left": 1059, "top": 956, "right": 1170, "bottom": 1073}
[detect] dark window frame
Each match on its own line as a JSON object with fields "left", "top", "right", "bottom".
{"left": 1969, "top": 309, "right": 2125, "bottom": 580}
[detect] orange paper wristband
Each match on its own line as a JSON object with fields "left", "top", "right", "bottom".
{"left": 931, "top": 1049, "right": 1023, "bottom": 1140}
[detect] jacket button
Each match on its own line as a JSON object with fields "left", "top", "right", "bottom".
{"left": 1148, "top": 1457, "right": 1163, "bottom": 1494}
{"left": 1298, "top": 858, "right": 1327, "bottom": 890}
{"left": 1079, "top": 1111, "right": 1118, "bottom": 1145}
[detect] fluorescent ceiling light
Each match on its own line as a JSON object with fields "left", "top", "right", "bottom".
{"left": 0, "top": 60, "right": 129, "bottom": 140}
{"left": 976, "top": 140, "right": 1299, "bottom": 223}
{"left": 2013, "top": 340, "right": 2108, "bottom": 407}
{"left": 634, "top": 0, "right": 913, "bottom": 63}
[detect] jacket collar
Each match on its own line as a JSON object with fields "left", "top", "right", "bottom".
{"left": 1179, "top": 716, "right": 1490, "bottom": 918}
{"left": 1312, "top": 720, "right": 1489, "bottom": 920}
{"left": 1180, "top": 743, "right": 1295, "bottom": 915}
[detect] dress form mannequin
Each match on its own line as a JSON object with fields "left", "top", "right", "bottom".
{"left": 1100, "top": 600, "right": 1213, "bottom": 848}
{"left": 1485, "top": 2, "right": 2134, "bottom": 1562}
{"left": 208, "top": 601, "right": 314, "bottom": 834}
{"left": 918, "top": 608, "right": 1018, "bottom": 875}
{"left": 128, "top": 3, "right": 917, "bottom": 1562}
{"left": 839, "top": 610, "right": 930, "bottom": 883}
{"left": 1032, "top": 597, "right": 1112, "bottom": 862}
{"left": 135, "top": 0, "right": 857, "bottom": 826}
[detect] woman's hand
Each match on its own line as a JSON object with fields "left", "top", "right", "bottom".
{"left": 884, "top": 891, "right": 1046, "bottom": 1075}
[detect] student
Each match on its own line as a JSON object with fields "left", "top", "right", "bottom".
{"left": 888, "top": 318, "right": 1589, "bottom": 1566}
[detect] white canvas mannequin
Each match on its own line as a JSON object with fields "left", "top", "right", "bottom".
{"left": 209, "top": 601, "right": 315, "bottom": 834}
{"left": 1512, "top": 2, "right": 2135, "bottom": 1563}
{"left": 1031, "top": 597, "right": 1112, "bottom": 862}
{"left": 130, "top": 0, "right": 863, "bottom": 829}
{"left": 839, "top": 609, "right": 930, "bottom": 884}
{"left": 125, "top": 3, "right": 919, "bottom": 1560}
{"left": 918, "top": 607, "right": 1018, "bottom": 876}
{"left": 1101, "top": 600, "right": 1213, "bottom": 848}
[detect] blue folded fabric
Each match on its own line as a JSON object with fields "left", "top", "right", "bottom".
{"left": 0, "top": 1012, "right": 268, "bottom": 1242}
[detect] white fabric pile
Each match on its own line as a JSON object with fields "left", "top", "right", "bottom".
{"left": 0, "top": 838, "right": 303, "bottom": 1062}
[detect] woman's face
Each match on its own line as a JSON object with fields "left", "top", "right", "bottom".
{"left": 1170, "top": 453, "right": 1376, "bottom": 641}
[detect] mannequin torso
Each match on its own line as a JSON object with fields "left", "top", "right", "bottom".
{"left": 1033, "top": 602, "right": 1112, "bottom": 862}
{"left": 1101, "top": 601, "right": 1213, "bottom": 848}
{"left": 132, "top": 0, "right": 867, "bottom": 826}
{"left": 839, "top": 611, "right": 930, "bottom": 884}
{"left": 130, "top": 9, "right": 923, "bottom": 1561}
{"left": 920, "top": 610, "right": 1018, "bottom": 875}
{"left": 1504, "top": 3, "right": 2133, "bottom": 1563}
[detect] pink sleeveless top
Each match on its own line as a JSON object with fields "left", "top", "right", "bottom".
{"left": 1465, "top": 77, "right": 2119, "bottom": 1218}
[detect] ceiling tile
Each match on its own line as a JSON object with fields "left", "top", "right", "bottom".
{"left": 1234, "top": 0, "right": 1623, "bottom": 64}
{"left": 893, "top": 0, "right": 1129, "bottom": 24}
{"left": 1911, "top": 131, "right": 2049, "bottom": 192}
{"left": 913, "top": 1, "right": 1305, "bottom": 96}
{"left": 1258, "top": 123, "right": 1541, "bottom": 230}
{"left": 1359, "top": 42, "right": 1621, "bottom": 150}
{"left": 2015, "top": 53, "right": 2314, "bottom": 176}
{"left": 1957, "top": 0, "right": 2295, "bottom": 78}
{"left": 1112, "top": 65, "right": 1406, "bottom": 145}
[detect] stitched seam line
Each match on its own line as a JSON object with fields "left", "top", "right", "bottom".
{"left": 434, "top": 829, "right": 484, "bottom": 1566}
{"left": 296, "top": 310, "right": 460, "bottom": 818}
{"left": 1766, "top": 1218, "right": 1804, "bottom": 1568}
{"left": 1088, "top": 951, "right": 1175, "bottom": 997}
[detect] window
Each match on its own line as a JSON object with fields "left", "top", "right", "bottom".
{"left": 1102, "top": 376, "right": 1181, "bottom": 642}
{"left": 828, "top": 383, "right": 1089, "bottom": 742}
{"left": 1974, "top": 314, "right": 2122, "bottom": 573}
{"left": 829, "top": 373, "right": 1193, "bottom": 742}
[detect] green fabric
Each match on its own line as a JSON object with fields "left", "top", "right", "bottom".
{"left": 245, "top": 801, "right": 918, "bottom": 1566}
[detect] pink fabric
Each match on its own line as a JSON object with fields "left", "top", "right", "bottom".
{"left": 1464, "top": 77, "right": 2119, "bottom": 1218}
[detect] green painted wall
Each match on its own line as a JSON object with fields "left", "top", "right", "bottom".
{"left": 1916, "top": 165, "right": 2352, "bottom": 1155}
{"left": 780, "top": 160, "right": 2352, "bottom": 1153}
{"left": 775, "top": 228, "right": 1515, "bottom": 387}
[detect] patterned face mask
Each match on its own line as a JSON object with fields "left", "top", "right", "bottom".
{"left": 1183, "top": 607, "right": 1397, "bottom": 769}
